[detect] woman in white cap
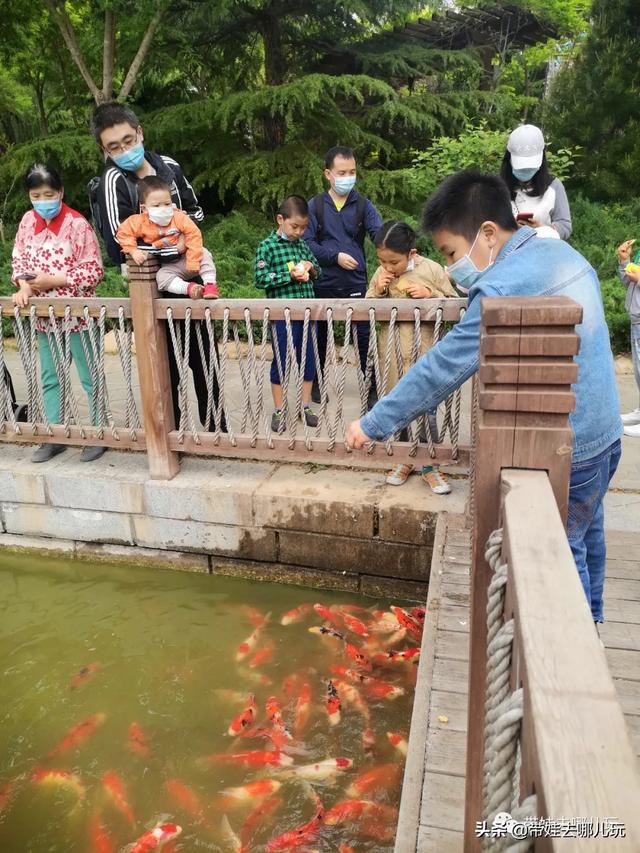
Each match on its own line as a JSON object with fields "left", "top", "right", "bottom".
{"left": 500, "top": 124, "right": 572, "bottom": 240}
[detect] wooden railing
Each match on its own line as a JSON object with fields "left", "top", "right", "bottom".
{"left": 0, "top": 258, "right": 470, "bottom": 480}
{"left": 465, "top": 296, "right": 640, "bottom": 850}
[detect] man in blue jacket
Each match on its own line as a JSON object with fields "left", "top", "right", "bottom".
{"left": 347, "top": 170, "right": 622, "bottom": 626}
{"left": 304, "top": 146, "right": 382, "bottom": 404}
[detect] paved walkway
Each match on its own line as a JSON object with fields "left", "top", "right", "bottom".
{"left": 414, "top": 372, "right": 640, "bottom": 851}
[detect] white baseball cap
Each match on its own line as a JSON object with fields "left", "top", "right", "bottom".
{"left": 507, "top": 124, "right": 545, "bottom": 170}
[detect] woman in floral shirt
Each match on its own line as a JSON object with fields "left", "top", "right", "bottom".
{"left": 12, "top": 163, "right": 105, "bottom": 463}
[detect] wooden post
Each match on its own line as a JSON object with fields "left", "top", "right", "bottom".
{"left": 464, "top": 296, "right": 582, "bottom": 850}
{"left": 127, "top": 258, "right": 179, "bottom": 480}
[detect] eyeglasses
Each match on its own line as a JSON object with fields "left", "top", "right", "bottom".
{"left": 104, "top": 131, "right": 140, "bottom": 155}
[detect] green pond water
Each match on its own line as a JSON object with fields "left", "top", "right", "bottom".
{"left": 0, "top": 552, "right": 420, "bottom": 852}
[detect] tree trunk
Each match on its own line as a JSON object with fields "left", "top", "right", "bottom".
{"left": 34, "top": 76, "right": 49, "bottom": 135}
{"left": 43, "top": 0, "right": 102, "bottom": 103}
{"left": 118, "top": 2, "right": 168, "bottom": 101}
{"left": 102, "top": 8, "right": 116, "bottom": 101}
{"left": 258, "top": 12, "right": 286, "bottom": 147}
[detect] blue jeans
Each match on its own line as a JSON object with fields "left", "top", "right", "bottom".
{"left": 567, "top": 439, "right": 621, "bottom": 622}
{"left": 270, "top": 320, "right": 316, "bottom": 386}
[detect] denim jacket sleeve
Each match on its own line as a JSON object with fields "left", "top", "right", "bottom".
{"left": 360, "top": 287, "right": 487, "bottom": 440}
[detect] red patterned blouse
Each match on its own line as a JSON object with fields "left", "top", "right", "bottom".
{"left": 11, "top": 203, "right": 104, "bottom": 332}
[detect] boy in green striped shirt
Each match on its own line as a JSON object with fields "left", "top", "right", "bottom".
{"left": 255, "top": 195, "right": 321, "bottom": 432}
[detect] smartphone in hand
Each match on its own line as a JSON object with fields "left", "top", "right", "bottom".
{"left": 516, "top": 212, "right": 534, "bottom": 222}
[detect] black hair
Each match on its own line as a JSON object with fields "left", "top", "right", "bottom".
{"left": 422, "top": 170, "right": 517, "bottom": 241}
{"left": 374, "top": 221, "right": 416, "bottom": 253}
{"left": 25, "top": 163, "right": 63, "bottom": 192}
{"left": 499, "top": 150, "right": 554, "bottom": 200}
{"left": 138, "top": 175, "right": 171, "bottom": 204}
{"left": 90, "top": 102, "right": 140, "bottom": 143}
{"left": 277, "top": 195, "right": 309, "bottom": 219}
{"left": 324, "top": 146, "right": 356, "bottom": 170}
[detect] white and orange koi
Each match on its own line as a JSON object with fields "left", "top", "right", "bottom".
{"left": 390, "top": 605, "right": 422, "bottom": 639}
{"left": 338, "top": 610, "right": 369, "bottom": 638}
{"left": 31, "top": 768, "right": 85, "bottom": 802}
{"left": 279, "top": 757, "right": 352, "bottom": 782}
{"left": 220, "top": 779, "right": 282, "bottom": 808}
{"left": 387, "top": 731, "right": 408, "bottom": 756}
{"left": 312, "top": 603, "right": 343, "bottom": 629}
{"left": 129, "top": 823, "right": 182, "bottom": 852}
{"left": 281, "top": 604, "right": 314, "bottom": 626}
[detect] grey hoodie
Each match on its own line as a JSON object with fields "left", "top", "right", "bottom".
{"left": 618, "top": 264, "right": 640, "bottom": 324}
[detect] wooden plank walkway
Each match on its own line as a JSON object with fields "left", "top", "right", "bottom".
{"left": 414, "top": 518, "right": 640, "bottom": 852}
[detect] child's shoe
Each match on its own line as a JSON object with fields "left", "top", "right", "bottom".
{"left": 203, "top": 282, "right": 220, "bottom": 299}
{"left": 271, "top": 408, "right": 284, "bottom": 433}
{"left": 301, "top": 406, "right": 318, "bottom": 428}
{"left": 386, "top": 463, "right": 413, "bottom": 486}
{"left": 421, "top": 465, "right": 451, "bottom": 494}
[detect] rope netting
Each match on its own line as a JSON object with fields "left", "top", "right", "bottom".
{"left": 482, "top": 528, "right": 537, "bottom": 852}
{"left": 163, "top": 304, "right": 468, "bottom": 459}
{"left": 0, "top": 305, "right": 142, "bottom": 443}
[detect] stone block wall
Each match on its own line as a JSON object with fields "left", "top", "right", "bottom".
{"left": 0, "top": 445, "right": 467, "bottom": 599}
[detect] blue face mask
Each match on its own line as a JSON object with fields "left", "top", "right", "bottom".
{"left": 333, "top": 175, "right": 356, "bottom": 196}
{"left": 448, "top": 229, "right": 494, "bottom": 290}
{"left": 112, "top": 142, "right": 145, "bottom": 172}
{"left": 32, "top": 199, "right": 62, "bottom": 220}
{"left": 513, "top": 167, "right": 538, "bottom": 183}
{"left": 278, "top": 229, "right": 291, "bottom": 241}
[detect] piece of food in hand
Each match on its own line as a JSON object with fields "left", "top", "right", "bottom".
{"left": 625, "top": 263, "right": 640, "bottom": 275}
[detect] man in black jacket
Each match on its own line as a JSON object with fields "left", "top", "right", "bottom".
{"left": 90, "top": 103, "right": 224, "bottom": 433}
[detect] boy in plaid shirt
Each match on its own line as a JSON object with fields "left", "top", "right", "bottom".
{"left": 255, "top": 195, "right": 321, "bottom": 432}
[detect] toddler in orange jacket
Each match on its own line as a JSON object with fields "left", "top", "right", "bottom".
{"left": 116, "top": 175, "right": 219, "bottom": 298}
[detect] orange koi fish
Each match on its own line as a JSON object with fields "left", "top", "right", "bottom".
{"left": 70, "top": 661, "right": 100, "bottom": 689}
{"left": 387, "top": 731, "right": 408, "bottom": 756}
{"left": 129, "top": 823, "right": 182, "bottom": 853}
{"left": 362, "top": 727, "right": 376, "bottom": 751}
{"left": 89, "top": 810, "right": 116, "bottom": 853}
{"left": 164, "top": 778, "right": 203, "bottom": 818}
{"left": 243, "top": 606, "right": 269, "bottom": 628}
{"left": 294, "top": 682, "right": 312, "bottom": 739}
{"left": 364, "top": 679, "right": 405, "bottom": 701}
{"left": 220, "top": 779, "right": 282, "bottom": 808}
{"left": 236, "top": 614, "right": 270, "bottom": 662}
{"left": 281, "top": 757, "right": 352, "bottom": 782}
{"left": 265, "top": 697, "right": 292, "bottom": 743}
{"left": 202, "top": 750, "right": 293, "bottom": 769}
{"left": 372, "top": 647, "right": 420, "bottom": 665}
{"left": 249, "top": 642, "right": 275, "bottom": 669}
{"left": 325, "top": 680, "right": 341, "bottom": 726}
{"left": 346, "top": 763, "right": 400, "bottom": 798}
{"left": 344, "top": 642, "right": 372, "bottom": 672}
{"left": 339, "top": 611, "right": 369, "bottom": 638}
{"left": 390, "top": 605, "right": 422, "bottom": 638}
{"left": 282, "top": 672, "right": 303, "bottom": 700}
{"left": 324, "top": 799, "right": 376, "bottom": 825}
{"left": 228, "top": 694, "right": 257, "bottom": 736}
{"left": 312, "top": 603, "right": 343, "bottom": 628}
{"left": 240, "top": 797, "right": 283, "bottom": 847}
{"left": 31, "top": 768, "right": 85, "bottom": 801}
{"left": 281, "top": 604, "right": 313, "bottom": 626}
{"left": 102, "top": 770, "right": 135, "bottom": 826}
{"left": 127, "top": 722, "right": 151, "bottom": 758}
{"left": 266, "top": 792, "right": 324, "bottom": 851}
{"left": 48, "top": 712, "right": 106, "bottom": 756}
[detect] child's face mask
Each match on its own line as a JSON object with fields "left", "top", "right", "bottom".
{"left": 146, "top": 205, "right": 174, "bottom": 227}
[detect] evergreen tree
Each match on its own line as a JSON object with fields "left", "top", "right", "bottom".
{"left": 544, "top": 0, "right": 640, "bottom": 199}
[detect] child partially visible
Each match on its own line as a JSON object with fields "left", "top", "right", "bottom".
{"left": 255, "top": 195, "right": 321, "bottom": 433}
{"left": 617, "top": 238, "right": 640, "bottom": 436}
{"left": 116, "top": 176, "right": 219, "bottom": 299}
{"left": 367, "top": 220, "right": 458, "bottom": 493}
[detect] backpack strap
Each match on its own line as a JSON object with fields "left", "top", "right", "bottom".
{"left": 313, "top": 194, "right": 325, "bottom": 242}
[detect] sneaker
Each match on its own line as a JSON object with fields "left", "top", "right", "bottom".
{"left": 79, "top": 445, "right": 107, "bottom": 463}
{"left": 203, "top": 282, "right": 220, "bottom": 299}
{"left": 311, "top": 379, "right": 323, "bottom": 405}
{"left": 421, "top": 465, "right": 451, "bottom": 495}
{"left": 621, "top": 408, "right": 640, "bottom": 425}
{"left": 623, "top": 423, "right": 640, "bottom": 437}
{"left": 271, "top": 408, "right": 284, "bottom": 433}
{"left": 301, "top": 406, "right": 318, "bottom": 428}
{"left": 31, "top": 443, "right": 66, "bottom": 463}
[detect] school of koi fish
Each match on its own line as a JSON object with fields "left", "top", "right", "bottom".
{"left": 0, "top": 582, "right": 423, "bottom": 852}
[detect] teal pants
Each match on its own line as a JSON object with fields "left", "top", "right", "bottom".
{"left": 38, "top": 331, "right": 96, "bottom": 425}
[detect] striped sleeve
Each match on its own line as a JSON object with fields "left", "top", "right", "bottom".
{"left": 161, "top": 156, "right": 204, "bottom": 223}
{"left": 98, "top": 167, "right": 138, "bottom": 265}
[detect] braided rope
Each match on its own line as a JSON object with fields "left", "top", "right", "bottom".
{"left": 482, "top": 528, "right": 537, "bottom": 852}
{"left": 114, "top": 306, "right": 141, "bottom": 438}
{"left": 166, "top": 308, "right": 200, "bottom": 445}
